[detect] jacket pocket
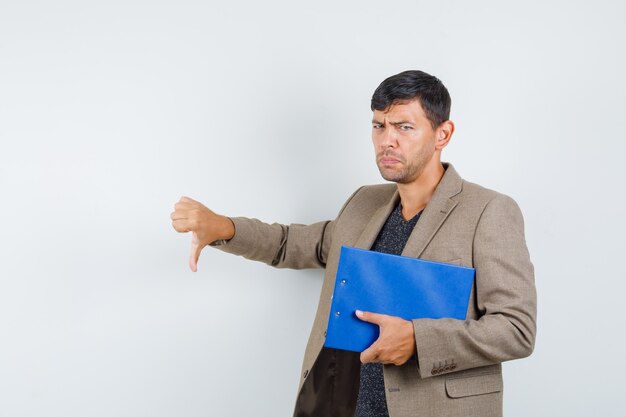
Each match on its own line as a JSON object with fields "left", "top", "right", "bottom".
{"left": 445, "top": 372, "right": 502, "bottom": 398}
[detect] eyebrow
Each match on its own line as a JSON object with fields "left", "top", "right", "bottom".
{"left": 371, "top": 119, "right": 413, "bottom": 125}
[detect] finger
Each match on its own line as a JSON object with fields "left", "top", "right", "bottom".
{"left": 172, "top": 219, "right": 193, "bottom": 233}
{"left": 360, "top": 344, "right": 378, "bottom": 364}
{"left": 180, "top": 196, "right": 199, "bottom": 204}
{"left": 189, "top": 232, "right": 203, "bottom": 272}
{"left": 355, "top": 310, "right": 388, "bottom": 325}
{"left": 174, "top": 201, "right": 195, "bottom": 211}
{"left": 170, "top": 211, "right": 188, "bottom": 221}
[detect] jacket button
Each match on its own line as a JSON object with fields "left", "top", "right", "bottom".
{"left": 303, "top": 369, "right": 309, "bottom": 378}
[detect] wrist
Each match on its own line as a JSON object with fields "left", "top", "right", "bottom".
{"left": 219, "top": 216, "right": 235, "bottom": 241}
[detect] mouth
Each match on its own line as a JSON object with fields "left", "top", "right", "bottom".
{"left": 377, "top": 153, "right": 403, "bottom": 165}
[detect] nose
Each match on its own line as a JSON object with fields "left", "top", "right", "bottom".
{"left": 379, "top": 126, "right": 398, "bottom": 149}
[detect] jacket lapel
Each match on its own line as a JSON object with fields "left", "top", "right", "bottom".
{"left": 402, "top": 163, "right": 463, "bottom": 258}
{"left": 353, "top": 189, "right": 400, "bottom": 250}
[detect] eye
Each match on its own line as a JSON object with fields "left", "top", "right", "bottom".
{"left": 399, "top": 124, "right": 413, "bottom": 131}
{"left": 372, "top": 123, "right": 383, "bottom": 129}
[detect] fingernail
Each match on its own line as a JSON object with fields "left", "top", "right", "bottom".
{"left": 355, "top": 310, "right": 363, "bottom": 318}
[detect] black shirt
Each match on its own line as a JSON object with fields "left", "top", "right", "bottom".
{"left": 354, "top": 203, "right": 422, "bottom": 417}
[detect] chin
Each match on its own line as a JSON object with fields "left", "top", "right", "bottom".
{"left": 379, "top": 170, "right": 405, "bottom": 183}
{"left": 379, "top": 168, "right": 421, "bottom": 184}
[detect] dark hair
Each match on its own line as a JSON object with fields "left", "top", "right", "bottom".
{"left": 370, "top": 70, "right": 451, "bottom": 129}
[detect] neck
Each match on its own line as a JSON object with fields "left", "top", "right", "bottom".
{"left": 397, "top": 159, "right": 445, "bottom": 220}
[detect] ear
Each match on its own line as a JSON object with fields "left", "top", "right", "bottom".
{"left": 435, "top": 120, "right": 454, "bottom": 150}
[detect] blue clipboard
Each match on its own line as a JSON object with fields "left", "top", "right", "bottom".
{"left": 324, "top": 246, "right": 475, "bottom": 352}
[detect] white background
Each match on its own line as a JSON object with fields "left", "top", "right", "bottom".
{"left": 1, "top": 1, "right": 625, "bottom": 416}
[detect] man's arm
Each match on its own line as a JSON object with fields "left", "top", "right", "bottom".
{"left": 170, "top": 196, "right": 332, "bottom": 271}
{"left": 411, "top": 194, "right": 536, "bottom": 377}
{"left": 170, "top": 188, "right": 364, "bottom": 271}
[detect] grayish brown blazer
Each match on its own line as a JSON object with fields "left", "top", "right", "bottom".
{"left": 217, "top": 163, "right": 536, "bottom": 417}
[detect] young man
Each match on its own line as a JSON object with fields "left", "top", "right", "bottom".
{"left": 171, "top": 70, "right": 536, "bottom": 417}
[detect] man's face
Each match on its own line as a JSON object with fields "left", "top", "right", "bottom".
{"left": 372, "top": 100, "right": 439, "bottom": 184}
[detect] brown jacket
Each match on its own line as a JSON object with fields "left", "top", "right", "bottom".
{"left": 217, "top": 163, "right": 536, "bottom": 417}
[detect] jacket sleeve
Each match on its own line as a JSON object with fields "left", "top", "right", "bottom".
{"left": 412, "top": 194, "right": 537, "bottom": 378}
{"left": 214, "top": 218, "right": 334, "bottom": 269}
{"left": 213, "top": 187, "right": 363, "bottom": 269}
